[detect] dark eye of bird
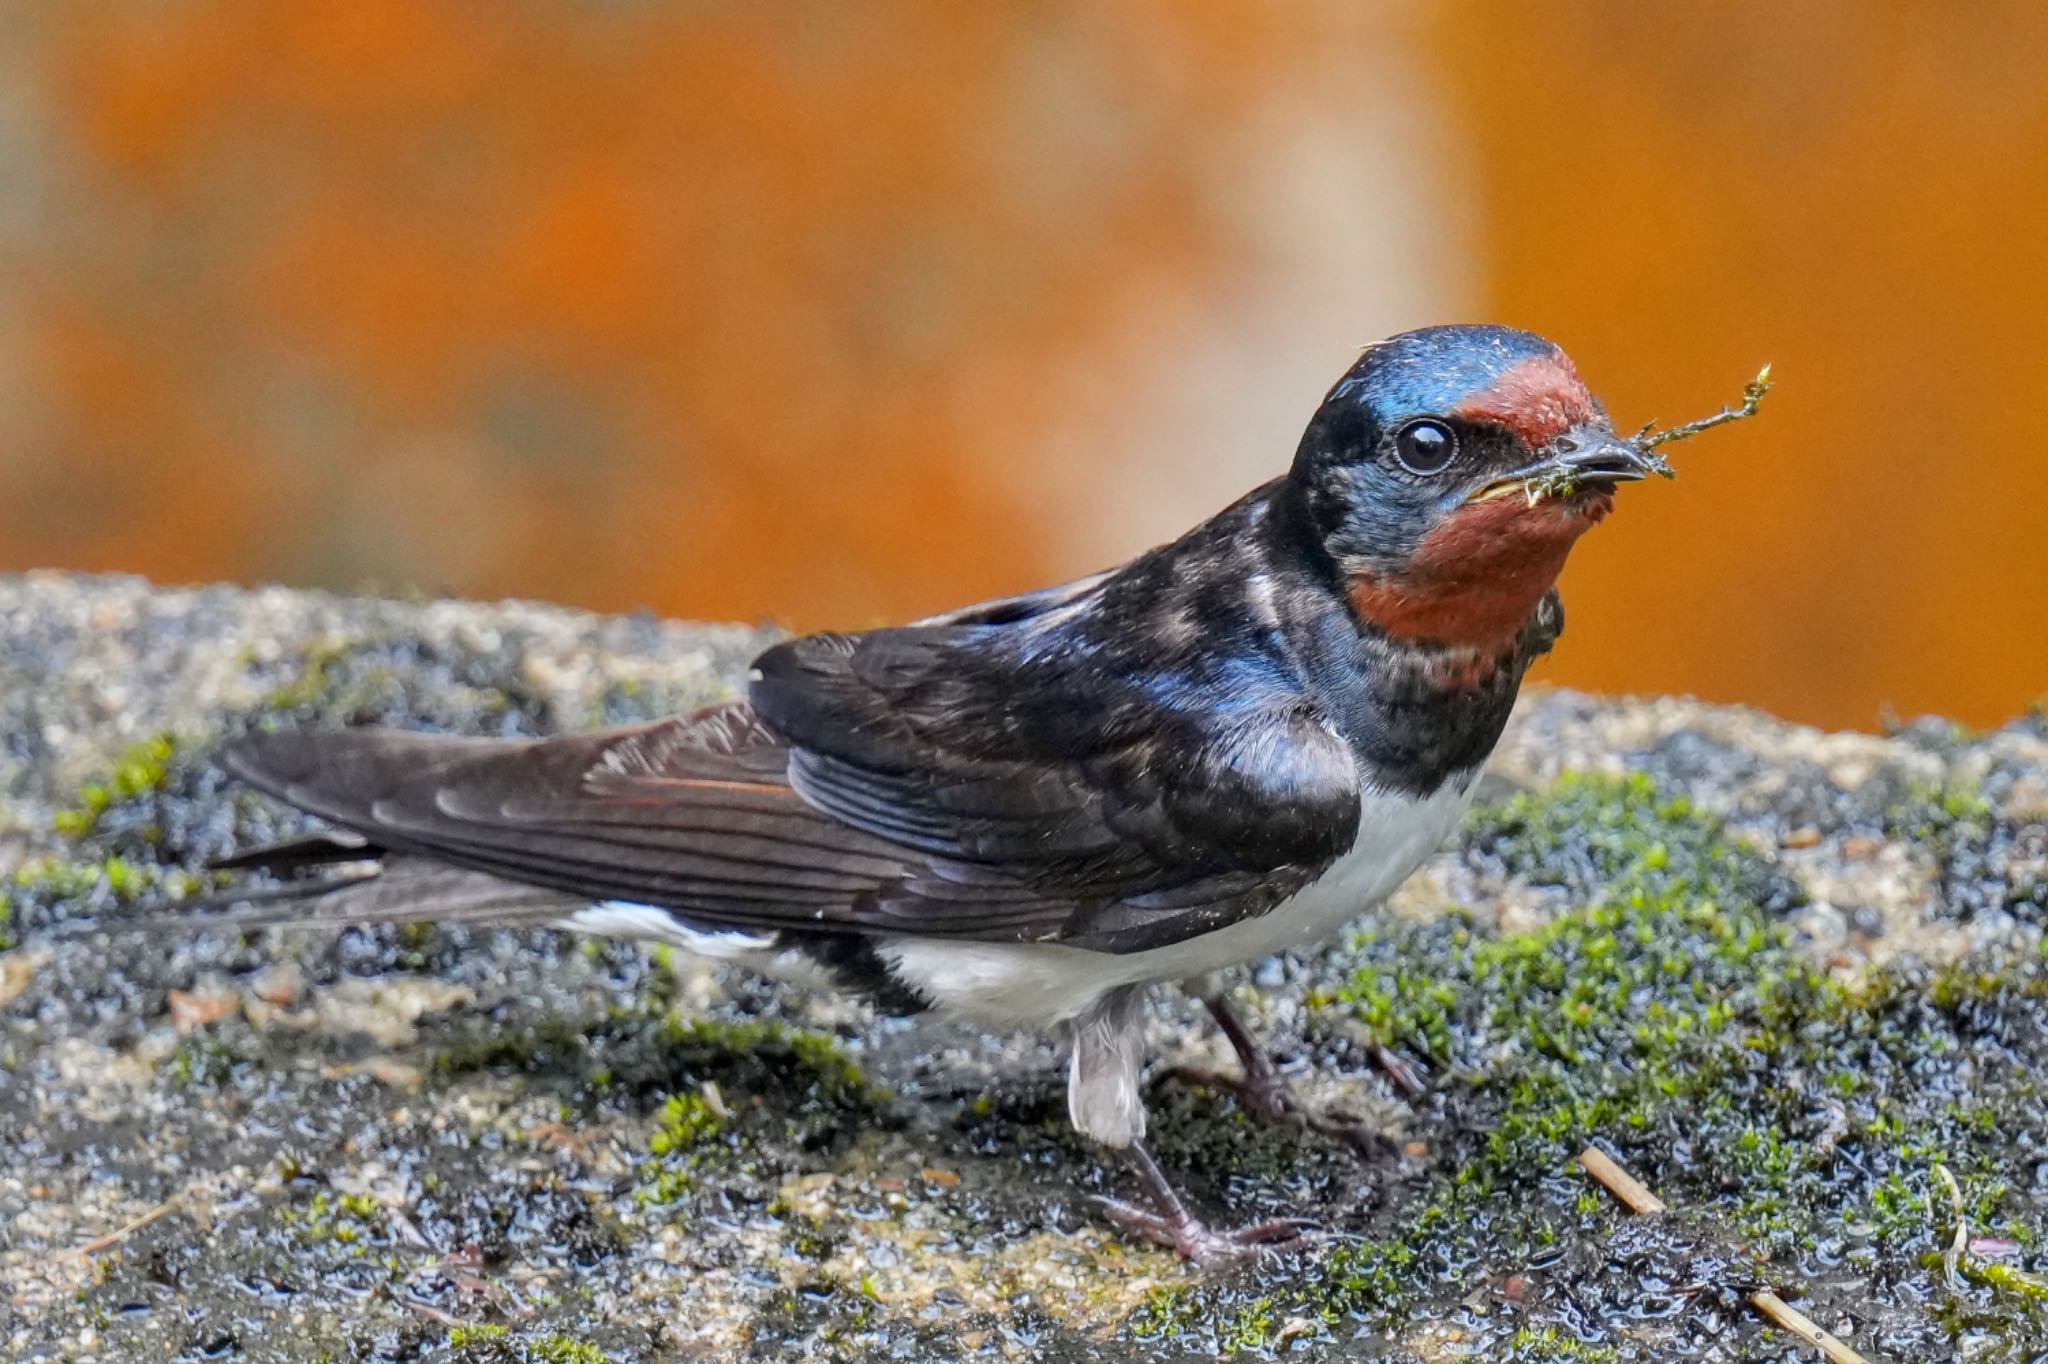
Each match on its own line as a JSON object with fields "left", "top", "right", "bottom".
{"left": 1393, "top": 418, "right": 1457, "bottom": 475}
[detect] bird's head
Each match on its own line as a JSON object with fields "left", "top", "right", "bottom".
{"left": 1287, "top": 324, "right": 1652, "bottom": 651}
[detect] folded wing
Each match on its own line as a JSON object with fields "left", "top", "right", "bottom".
{"left": 222, "top": 610, "right": 1361, "bottom": 953}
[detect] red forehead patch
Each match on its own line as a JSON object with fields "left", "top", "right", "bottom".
{"left": 1449, "top": 350, "right": 1597, "bottom": 449}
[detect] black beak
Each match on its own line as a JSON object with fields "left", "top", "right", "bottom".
{"left": 1547, "top": 427, "right": 1662, "bottom": 484}
{"left": 1468, "top": 425, "right": 1663, "bottom": 503}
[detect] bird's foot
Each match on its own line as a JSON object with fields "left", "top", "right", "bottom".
{"left": 1159, "top": 1059, "right": 1299, "bottom": 1124}
{"left": 1165, "top": 991, "right": 1416, "bottom": 1157}
{"left": 1099, "top": 1138, "right": 1310, "bottom": 1265}
{"left": 1096, "top": 1195, "right": 1308, "bottom": 1266}
{"left": 1160, "top": 1059, "right": 1397, "bottom": 1157}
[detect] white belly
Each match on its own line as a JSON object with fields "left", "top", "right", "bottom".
{"left": 879, "top": 772, "right": 1481, "bottom": 1027}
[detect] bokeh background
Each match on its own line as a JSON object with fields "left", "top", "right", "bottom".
{"left": 2, "top": 2, "right": 2044, "bottom": 731}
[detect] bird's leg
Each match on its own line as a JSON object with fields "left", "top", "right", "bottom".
{"left": 1067, "top": 989, "right": 1306, "bottom": 1263}
{"left": 1173, "top": 993, "right": 1298, "bottom": 1123}
{"left": 1161, "top": 993, "right": 1405, "bottom": 1157}
{"left": 1095, "top": 1137, "right": 1306, "bottom": 1265}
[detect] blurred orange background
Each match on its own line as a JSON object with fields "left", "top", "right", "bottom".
{"left": 2, "top": 2, "right": 2044, "bottom": 731}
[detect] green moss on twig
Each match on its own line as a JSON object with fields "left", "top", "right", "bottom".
{"left": 1522, "top": 364, "right": 1774, "bottom": 502}
{"left": 1632, "top": 363, "right": 1775, "bottom": 454}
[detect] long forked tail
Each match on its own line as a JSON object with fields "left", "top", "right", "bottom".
{"left": 85, "top": 704, "right": 919, "bottom": 943}
{"left": 59, "top": 727, "right": 598, "bottom": 939}
{"left": 58, "top": 838, "right": 581, "bottom": 940}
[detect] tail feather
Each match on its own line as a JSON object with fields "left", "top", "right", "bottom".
{"left": 207, "top": 830, "right": 379, "bottom": 874}
{"left": 62, "top": 857, "right": 579, "bottom": 939}
{"left": 239, "top": 858, "right": 580, "bottom": 929}
{"left": 218, "top": 728, "right": 506, "bottom": 831}
{"left": 185, "top": 707, "right": 976, "bottom": 944}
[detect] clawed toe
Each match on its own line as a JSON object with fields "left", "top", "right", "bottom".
{"left": 1160, "top": 1061, "right": 1399, "bottom": 1157}
{"left": 1163, "top": 994, "right": 1421, "bottom": 1158}
{"left": 1158, "top": 1063, "right": 1299, "bottom": 1125}
{"left": 1092, "top": 995, "right": 1414, "bottom": 1262}
{"left": 1101, "top": 1138, "right": 1316, "bottom": 1264}
{"left": 1096, "top": 1196, "right": 1310, "bottom": 1266}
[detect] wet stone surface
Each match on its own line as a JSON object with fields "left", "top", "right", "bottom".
{"left": 3, "top": 571, "right": 2047, "bottom": 1362}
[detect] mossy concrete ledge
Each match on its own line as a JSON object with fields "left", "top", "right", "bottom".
{"left": 3, "top": 571, "right": 2047, "bottom": 1363}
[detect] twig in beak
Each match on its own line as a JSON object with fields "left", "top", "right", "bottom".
{"left": 1632, "top": 364, "right": 1775, "bottom": 454}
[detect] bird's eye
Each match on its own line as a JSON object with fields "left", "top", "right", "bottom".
{"left": 1393, "top": 418, "right": 1458, "bottom": 475}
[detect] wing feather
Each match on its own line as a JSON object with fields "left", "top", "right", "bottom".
{"left": 220, "top": 575, "right": 1363, "bottom": 953}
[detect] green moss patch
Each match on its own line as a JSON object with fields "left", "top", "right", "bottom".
{"left": 51, "top": 732, "right": 181, "bottom": 838}
{"left": 6, "top": 853, "right": 207, "bottom": 943}
{"left": 1134, "top": 773, "right": 2048, "bottom": 1357}
{"left": 444, "top": 1326, "right": 615, "bottom": 1364}
{"left": 625, "top": 1015, "right": 889, "bottom": 1209}
{"left": 1889, "top": 775, "right": 2048, "bottom": 926}
{"left": 655, "top": 1016, "right": 880, "bottom": 1111}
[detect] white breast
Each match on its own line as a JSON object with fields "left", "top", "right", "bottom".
{"left": 879, "top": 771, "right": 1482, "bottom": 1027}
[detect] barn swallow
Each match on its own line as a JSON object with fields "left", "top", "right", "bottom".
{"left": 210, "top": 324, "right": 1656, "bottom": 1263}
